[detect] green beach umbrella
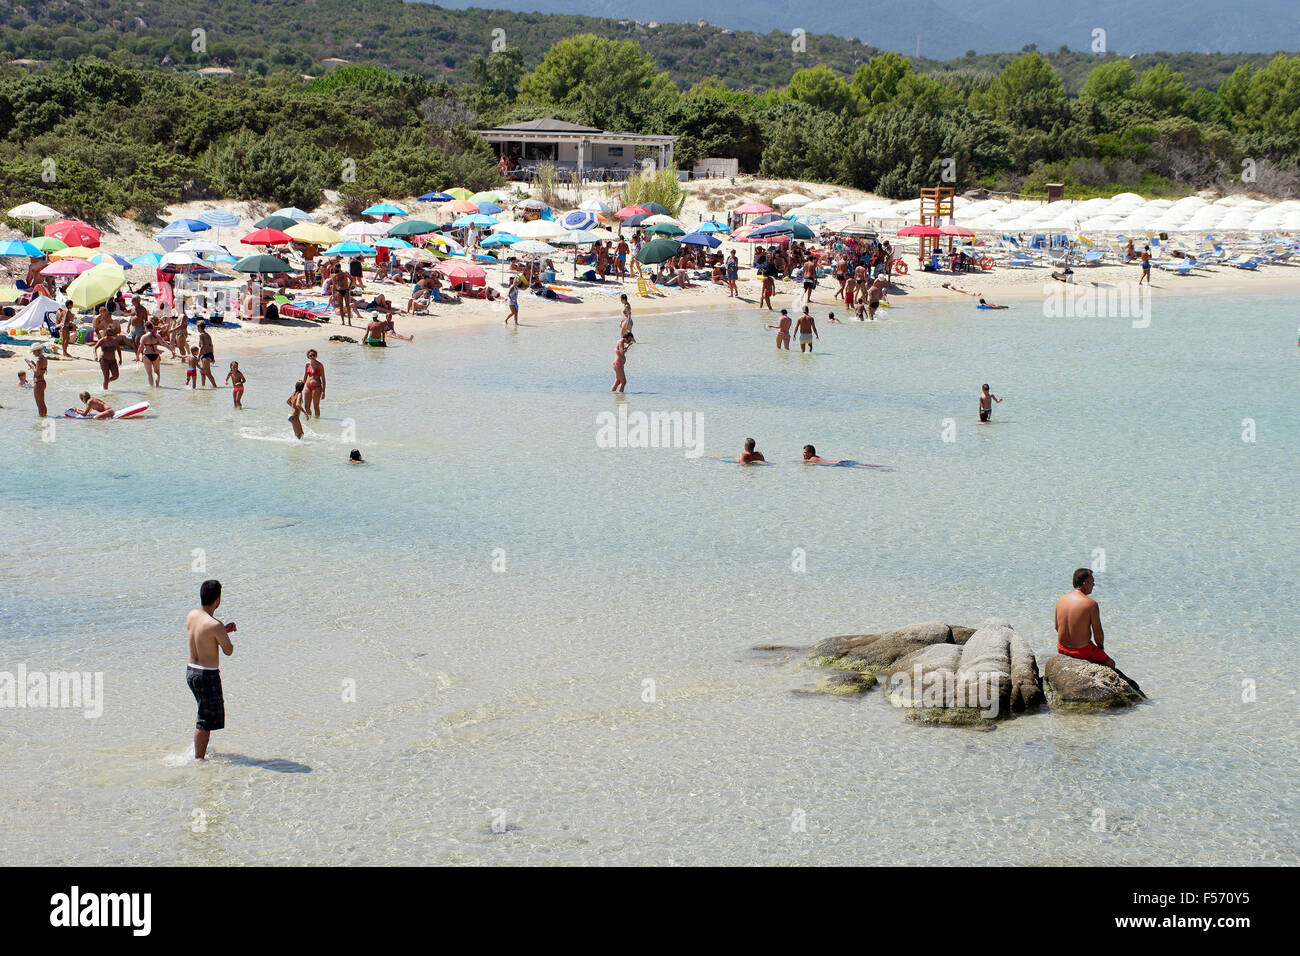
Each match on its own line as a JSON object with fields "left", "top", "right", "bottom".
{"left": 387, "top": 219, "right": 439, "bottom": 237}
{"left": 234, "top": 254, "right": 290, "bottom": 273}
{"left": 29, "top": 235, "right": 67, "bottom": 253}
{"left": 444, "top": 188, "right": 474, "bottom": 201}
{"left": 645, "top": 222, "right": 685, "bottom": 237}
{"left": 66, "top": 264, "right": 126, "bottom": 308}
{"left": 253, "top": 215, "right": 298, "bottom": 231}
{"left": 635, "top": 237, "right": 681, "bottom": 264}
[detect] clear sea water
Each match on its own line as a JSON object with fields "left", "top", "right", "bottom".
{"left": 1, "top": 290, "right": 1297, "bottom": 865}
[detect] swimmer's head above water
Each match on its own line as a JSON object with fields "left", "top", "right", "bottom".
{"left": 349, "top": 449, "right": 364, "bottom": 463}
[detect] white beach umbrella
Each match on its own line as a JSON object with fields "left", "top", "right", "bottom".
{"left": 842, "top": 200, "right": 885, "bottom": 214}
{"left": 175, "top": 239, "right": 228, "bottom": 256}
{"left": 808, "top": 197, "right": 850, "bottom": 210}
{"left": 341, "top": 221, "right": 388, "bottom": 239}
{"left": 773, "top": 193, "right": 812, "bottom": 206}
{"left": 8, "top": 201, "right": 59, "bottom": 220}
{"left": 577, "top": 199, "right": 612, "bottom": 213}
{"left": 160, "top": 251, "right": 206, "bottom": 268}
{"left": 512, "top": 240, "right": 557, "bottom": 256}
{"left": 516, "top": 199, "right": 549, "bottom": 210}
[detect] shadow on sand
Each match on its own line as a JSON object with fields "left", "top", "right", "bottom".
{"left": 220, "top": 753, "right": 313, "bottom": 774}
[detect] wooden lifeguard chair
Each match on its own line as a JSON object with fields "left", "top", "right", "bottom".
{"left": 919, "top": 186, "right": 955, "bottom": 262}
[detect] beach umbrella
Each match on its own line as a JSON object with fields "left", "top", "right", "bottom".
{"left": 470, "top": 190, "right": 504, "bottom": 204}
{"left": 751, "top": 213, "right": 784, "bottom": 225}
{"left": 418, "top": 192, "right": 453, "bottom": 202}
{"left": 272, "top": 207, "right": 313, "bottom": 222}
{"left": 160, "top": 251, "right": 209, "bottom": 270}
{"left": 511, "top": 239, "right": 558, "bottom": 256}
{"left": 640, "top": 202, "right": 671, "bottom": 216}
{"left": 897, "top": 224, "right": 942, "bottom": 237}
{"left": 480, "top": 233, "right": 518, "bottom": 248}
{"left": 453, "top": 213, "right": 498, "bottom": 227}
{"left": 561, "top": 210, "right": 599, "bottom": 231}
{"left": 176, "top": 239, "right": 229, "bottom": 256}
{"left": 324, "top": 242, "right": 378, "bottom": 256}
{"left": 733, "top": 202, "right": 773, "bottom": 215}
{"left": 286, "top": 222, "right": 344, "bottom": 245}
{"left": 253, "top": 214, "right": 298, "bottom": 231}
{"left": 341, "top": 221, "right": 389, "bottom": 240}
{"left": 208, "top": 254, "right": 239, "bottom": 264}
{"left": 66, "top": 264, "right": 126, "bottom": 308}
{"left": 45, "top": 219, "right": 100, "bottom": 247}
{"left": 234, "top": 254, "right": 290, "bottom": 273}
{"left": 425, "top": 234, "right": 466, "bottom": 255}
{"left": 447, "top": 200, "right": 480, "bottom": 214}
{"left": 939, "top": 224, "right": 975, "bottom": 237}
{"left": 646, "top": 222, "right": 685, "bottom": 237}
{"left": 696, "top": 220, "right": 729, "bottom": 234}
{"left": 241, "top": 228, "right": 294, "bottom": 246}
{"left": 838, "top": 225, "right": 878, "bottom": 238}
{"left": 615, "top": 205, "right": 649, "bottom": 219}
{"left": 8, "top": 201, "right": 59, "bottom": 221}
{"left": 362, "top": 203, "right": 408, "bottom": 217}
{"left": 516, "top": 198, "right": 549, "bottom": 210}
{"left": 373, "top": 237, "right": 412, "bottom": 249}
{"left": 444, "top": 188, "right": 474, "bottom": 201}
{"left": 641, "top": 214, "right": 678, "bottom": 226}
{"left": 162, "top": 218, "right": 210, "bottom": 234}
{"left": 678, "top": 231, "right": 721, "bottom": 248}
{"left": 387, "top": 219, "right": 439, "bottom": 237}
{"left": 0, "top": 239, "right": 42, "bottom": 257}
{"left": 553, "top": 229, "right": 604, "bottom": 246}
{"left": 476, "top": 202, "right": 504, "bottom": 215}
{"left": 434, "top": 260, "right": 486, "bottom": 286}
{"left": 622, "top": 213, "right": 650, "bottom": 227}
{"left": 773, "top": 193, "right": 812, "bottom": 206}
{"left": 50, "top": 245, "right": 99, "bottom": 260}
{"left": 578, "top": 199, "right": 612, "bottom": 214}
{"left": 635, "top": 237, "right": 681, "bottom": 264}
{"left": 28, "top": 236, "right": 67, "bottom": 253}
{"left": 751, "top": 220, "right": 815, "bottom": 240}
{"left": 90, "top": 253, "right": 133, "bottom": 268}
{"left": 510, "top": 219, "right": 563, "bottom": 239}
{"left": 41, "top": 258, "right": 95, "bottom": 276}
{"left": 130, "top": 253, "right": 163, "bottom": 268}
{"left": 199, "top": 209, "right": 240, "bottom": 228}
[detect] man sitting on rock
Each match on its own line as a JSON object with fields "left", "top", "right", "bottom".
{"left": 1055, "top": 568, "right": 1113, "bottom": 667}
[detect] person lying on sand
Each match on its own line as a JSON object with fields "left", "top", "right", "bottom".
{"left": 942, "top": 282, "right": 980, "bottom": 296}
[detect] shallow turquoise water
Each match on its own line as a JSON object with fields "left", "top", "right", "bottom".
{"left": 1, "top": 291, "right": 1297, "bottom": 865}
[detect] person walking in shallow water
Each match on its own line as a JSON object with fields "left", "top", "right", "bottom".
{"left": 611, "top": 331, "right": 633, "bottom": 392}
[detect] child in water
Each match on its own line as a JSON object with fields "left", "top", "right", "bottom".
{"left": 185, "top": 347, "right": 200, "bottom": 389}
{"left": 225, "top": 361, "right": 246, "bottom": 409}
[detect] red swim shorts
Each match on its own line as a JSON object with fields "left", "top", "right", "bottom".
{"left": 1058, "top": 641, "right": 1114, "bottom": 667}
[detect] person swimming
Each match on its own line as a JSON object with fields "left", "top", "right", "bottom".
{"left": 349, "top": 449, "right": 364, "bottom": 463}
{"left": 738, "top": 438, "right": 765, "bottom": 463}
{"left": 977, "top": 298, "right": 1008, "bottom": 310}
{"left": 801, "top": 444, "right": 841, "bottom": 464}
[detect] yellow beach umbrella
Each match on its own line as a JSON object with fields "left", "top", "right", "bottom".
{"left": 286, "top": 222, "right": 345, "bottom": 245}
{"left": 445, "top": 188, "right": 474, "bottom": 201}
{"left": 50, "top": 245, "right": 99, "bottom": 260}
{"left": 66, "top": 264, "right": 126, "bottom": 308}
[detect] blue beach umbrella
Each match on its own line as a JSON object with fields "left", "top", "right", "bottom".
{"left": 130, "top": 253, "right": 164, "bottom": 268}
{"left": 480, "top": 233, "right": 519, "bottom": 248}
{"left": 208, "top": 254, "right": 239, "bottom": 264}
{"left": 561, "top": 210, "right": 598, "bottom": 231}
{"left": 373, "top": 237, "right": 412, "bottom": 249}
{"left": 678, "top": 231, "right": 721, "bottom": 248}
{"left": 324, "top": 242, "right": 378, "bottom": 256}
{"left": 163, "top": 218, "right": 211, "bottom": 233}
{"left": 90, "top": 253, "right": 133, "bottom": 268}
{"left": 751, "top": 213, "right": 784, "bottom": 225}
{"left": 623, "top": 213, "right": 650, "bottom": 227}
{"left": 199, "top": 209, "right": 240, "bottom": 227}
{"left": 453, "top": 214, "right": 498, "bottom": 227}
{"left": 697, "top": 220, "right": 730, "bottom": 233}
{"left": 362, "top": 203, "right": 408, "bottom": 217}
{"left": 476, "top": 202, "right": 504, "bottom": 215}
{"left": 418, "top": 192, "right": 453, "bottom": 202}
{"left": 0, "top": 238, "right": 42, "bottom": 257}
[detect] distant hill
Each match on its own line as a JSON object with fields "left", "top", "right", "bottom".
{"left": 0, "top": 0, "right": 1281, "bottom": 92}
{"left": 433, "top": 0, "right": 1300, "bottom": 59}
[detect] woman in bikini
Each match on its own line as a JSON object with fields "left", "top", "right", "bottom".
{"left": 139, "top": 322, "right": 165, "bottom": 387}
{"left": 75, "top": 392, "right": 115, "bottom": 420}
{"left": 610, "top": 331, "right": 633, "bottom": 393}
{"left": 287, "top": 381, "right": 305, "bottom": 439}
{"left": 302, "top": 350, "right": 325, "bottom": 419}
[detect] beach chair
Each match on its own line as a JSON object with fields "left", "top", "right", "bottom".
{"left": 1005, "top": 252, "right": 1036, "bottom": 268}
{"left": 634, "top": 272, "right": 660, "bottom": 297}
{"left": 1157, "top": 260, "right": 1194, "bottom": 276}
{"left": 1082, "top": 249, "right": 1105, "bottom": 267}
{"left": 1227, "top": 257, "right": 1260, "bottom": 270}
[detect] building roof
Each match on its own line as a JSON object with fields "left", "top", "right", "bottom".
{"left": 491, "top": 119, "right": 601, "bottom": 134}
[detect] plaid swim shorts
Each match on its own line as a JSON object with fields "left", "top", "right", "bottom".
{"left": 186, "top": 666, "right": 225, "bottom": 731}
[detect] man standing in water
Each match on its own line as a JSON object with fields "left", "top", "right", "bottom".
{"left": 794, "top": 307, "right": 818, "bottom": 352}
{"left": 186, "top": 579, "right": 235, "bottom": 760}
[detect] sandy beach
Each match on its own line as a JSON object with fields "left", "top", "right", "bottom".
{"left": 4, "top": 176, "right": 1299, "bottom": 400}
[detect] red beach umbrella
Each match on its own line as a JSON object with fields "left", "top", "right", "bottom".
{"left": 733, "top": 202, "right": 773, "bottom": 214}
{"left": 241, "top": 228, "right": 295, "bottom": 245}
{"left": 615, "top": 205, "right": 649, "bottom": 219}
{"left": 44, "top": 219, "right": 100, "bottom": 248}
{"left": 898, "top": 224, "right": 943, "bottom": 237}
{"left": 434, "top": 260, "right": 486, "bottom": 287}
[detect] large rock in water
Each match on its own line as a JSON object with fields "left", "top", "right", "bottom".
{"left": 883, "top": 618, "right": 1044, "bottom": 724}
{"left": 809, "top": 621, "right": 954, "bottom": 674}
{"left": 1044, "top": 655, "right": 1146, "bottom": 709}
